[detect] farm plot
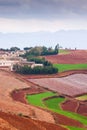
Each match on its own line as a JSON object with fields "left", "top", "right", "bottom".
{"left": 11, "top": 86, "right": 46, "bottom": 104}
{"left": 12, "top": 87, "right": 84, "bottom": 129}
{"left": 26, "top": 92, "right": 87, "bottom": 129}
{"left": 61, "top": 100, "right": 78, "bottom": 113}
{"left": 26, "top": 92, "right": 57, "bottom": 108}
{"left": 54, "top": 63, "right": 87, "bottom": 72}
{"left": 28, "top": 74, "right": 87, "bottom": 97}
{"left": 44, "top": 50, "right": 87, "bottom": 64}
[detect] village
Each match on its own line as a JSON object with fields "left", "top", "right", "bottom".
{"left": 0, "top": 49, "right": 43, "bottom": 71}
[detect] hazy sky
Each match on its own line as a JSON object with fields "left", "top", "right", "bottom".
{"left": 0, "top": 0, "right": 87, "bottom": 49}
{"left": 0, "top": 0, "right": 87, "bottom": 33}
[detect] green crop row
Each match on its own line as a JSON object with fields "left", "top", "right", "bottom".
{"left": 53, "top": 63, "right": 87, "bottom": 72}
{"left": 26, "top": 92, "right": 87, "bottom": 129}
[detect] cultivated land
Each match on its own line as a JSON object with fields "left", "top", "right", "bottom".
{"left": 54, "top": 63, "right": 87, "bottom": 72}
{"left": 44, "top": 50, "right": 87, "bottom": 64}
{"left": 28, "top": 74, "right": 87, "bottom": 97}
{"left": 0, "top": 49, "right": 87, "bottom": 129}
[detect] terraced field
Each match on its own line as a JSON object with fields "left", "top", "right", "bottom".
{"left": 26, "top": 92, "right": 87, "bottom": 130}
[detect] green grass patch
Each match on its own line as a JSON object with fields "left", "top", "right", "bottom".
{"left": 45, "top": 97, "right": 64, "bottom": 109}
{"left": 53, "top": 63, "right": 87, "bottom": 72}
{"left": 26, "top": 92, "right": 56, "bottom": 108}
{"left": 26, "top": 92, "right": 87, "bottom": 126}
{"left": 76, "top": 94, "right": 87, "bottom": 101}
{"left": 59, "top": 49, "right": 70, "bottom": 54}
{"left": 67, "top": 126, "right": 84, "bottom": 130}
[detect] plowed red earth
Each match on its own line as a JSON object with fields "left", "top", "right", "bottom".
{"left": 44, "top": 50, "right": 87, "bottom": 64}
{"left": 61, "top": 100, "right": 87, "bottom": 116}
{"left": 28, "top": 74, "right": 87, "bottom": 97}
{"left": 11, "top": 86, "right": 46, "bottom": 104}
{"left": 0, "top": 111, "right": 67, "bottom": 130}
{"left": 77, "top": 103, "right": 87, "bottom": 116}
{"left": 61, "top": 100, "right": 78, "bottom": 113}
{"left": 0, "top": 70, "right": 57, "bottom": 128}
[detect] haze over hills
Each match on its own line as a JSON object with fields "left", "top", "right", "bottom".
{"left": 0, "top": 30, "right": 87, "bottom": 50}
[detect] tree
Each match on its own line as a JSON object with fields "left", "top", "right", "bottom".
{"left": 24, "top": 47, "right": 32, "bottom": 51}
{"left": 55, "top": 44, "right": 59, "bottom": 54}
{"left": 10, "top": 47, "right": 20, "bottom": 51}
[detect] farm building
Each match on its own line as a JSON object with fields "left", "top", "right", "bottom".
{"left": 0, "top": 60, "right": 43, "bottom": 71}
{"left": 17, "top": 61, "right": 43, "bottom": 68}
{"left": 0, "top": 60, "right": 19, "bottom": 71}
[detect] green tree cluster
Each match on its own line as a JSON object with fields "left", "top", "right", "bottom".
{"left": 13, "top": 65, "right": 58, "bottom": 75}
{"left": 21, "top": 44, "right": 59, "bottom": 58}
{"left": 27, "top": 57, "right": 52, "bottom": 66}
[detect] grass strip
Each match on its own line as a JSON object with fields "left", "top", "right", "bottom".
{"left": 59, "top": 49, "right": 70, "bottom": 54}
{"left": 53, "top": 63, "right": 87, "bottom": 72}
{"left": 26, "top": 92, "right": 56, "bottom": 108}
{"left": 26, "top": 92, "right": 87, "bottom": 126}
{"left": 67, "top": 126, "right": 85, "bottom": 130}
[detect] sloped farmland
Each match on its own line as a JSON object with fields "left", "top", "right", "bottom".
{"left": 28, "top": 74, "right": 87, "bottom": 97}
{"left": 44, "top": 50, "right": 87, "bottom": 64}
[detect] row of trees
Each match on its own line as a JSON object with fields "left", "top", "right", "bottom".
{"left": 22, "top": 44, "right": 59, "bottom": 57}
{"left": 0, "top": 47, "right": 20, "bottom": 52}
{"left": 13, "top": 65, "right": 58, "bottom": 75}
{"left": 27, "top": 57, "right": 52, "bottom": 66}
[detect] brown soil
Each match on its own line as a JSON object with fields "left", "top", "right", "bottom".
{"left": 77, "top": 103, "right": 87, "bottom": 116}
{"left": 61, "top": 100, "right": 78, "bottom": 113}
{"left": 53, "top": 113, "right": 83, "bottom": 128}
{"left": 0, "top": 70, "right": 55, "bottom": 124}
{"left": 44, "top": 50, "right": 87, "bottom": 64}
{"left": 61, "top": 99, "right": 87, "bottom": 116}
{"left": 28, "top": 74, "right": 87, "bottom": 97}
{"left": 11, "top": 86, "right": 46, "bottom": 104}
{"left": 0, "top": 111, "right": 67, "bottom": 130}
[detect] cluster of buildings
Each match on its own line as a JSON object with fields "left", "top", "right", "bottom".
{"left": 0, "top": 50, "right": 43, "bottom": 71}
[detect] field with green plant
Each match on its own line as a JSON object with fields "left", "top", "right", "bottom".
{"left": 67, "top": 126, "right": 84, "bottom": 130}
{"left": 59, "top": 49, "right": 70, "bottom": 54}
{"left": 53, "top": 63, "right": 87, "bottom": 72}
{"left": 26, "top": 92, "right": 57, "bottom": 108}
{"left": 26, "top": 92, "right": 87, "bottom": 129}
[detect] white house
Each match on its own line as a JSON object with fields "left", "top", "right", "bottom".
{"left": 0, "top": 60, "right": 43, "bottom": 71}
{"left": 0, "top": 60, "right": 19, "bottom": 71}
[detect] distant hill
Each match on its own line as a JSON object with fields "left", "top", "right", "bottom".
{"left": 0, "top": 30, "right": 87, "bottom": 49}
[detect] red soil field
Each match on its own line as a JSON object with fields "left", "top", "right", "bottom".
{"left": 61, "top": 100, "right": 78, "bottom": 112}
{"left": 44, "top": 50, "right": 87, "bottom": 64}
{"left": 61, "top": 99, "right": 87, "bottom": 116}
{"left": 0, "top": 70, "right": 55, "bottom": 124}
{"left": 28, "top": 74, "right": 87, "bottom": 97}
{"left": 61, "top": 100, "right": 79, "bottom": 113}
{"left": 77, "top": 103, "right": 87, "bottom": 116}
{"left": 0, "top": 111, "right": 67, "bottom": 130}
{"left": 11, "top": 86, "right": 46, "bottom": 104}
